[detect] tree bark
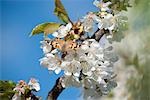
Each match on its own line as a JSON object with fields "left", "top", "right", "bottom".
{"left": 47, "top": 77, "right": 64, "bottom": 100}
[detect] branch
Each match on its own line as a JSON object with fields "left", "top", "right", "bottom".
{"left": 47, "top": 77, "right": 64, "bottom": 100}
{"left": 25, "top": 90, "right": 40, "bottom": 100}
{"left": 91, "top": 29, "right": 109, "bottom": 41}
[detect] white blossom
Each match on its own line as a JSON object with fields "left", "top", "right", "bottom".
{"left": 93, "top": 0, "right": 112, "bottom": 12}
{"left": 40, "top": 38, "right": 52, "bottom": 54}
{"left": 28, "top": 78, "right": 40, "bottom": 91}
{"left": 100, "top": 13, "right": 116, "bottom": 31}
{"left": 13, "top": 80, "right": 26, "bottom": 95}
{"left": 61, "top": 75, "right": 81, "bottom": 88}
{"left": 12, "top": 79, "right": 40, "bottom": 100}
{"left": 52, "top": 23, "right": 72, "bottom": 38}
{"left": 40, "top": 53, "right": 62, "bottom": 74}
{"left": 82, "top": 12, "right": 101, "bottom": 34}
{"left": 12, "top": 94, "right": 21, "bottom": 100}
{"left": 13, "top": 86, "right": 25, "bottom": 96}
{"left": 64, "top": 59, "right": 81, "bottom": 77}
{"left": 82, "top": 12, "right": 116, "bottom": 36}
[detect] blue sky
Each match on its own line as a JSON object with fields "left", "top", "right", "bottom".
{"left": 1, "top": 0, "right": 97, "bottom": 99}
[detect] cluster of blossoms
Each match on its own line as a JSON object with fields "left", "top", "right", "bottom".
{"left": 39, "top": 0, "right": 124, "bottom": 99}
{"left": 12, "top": 78, "right": 40, "bottom": 100}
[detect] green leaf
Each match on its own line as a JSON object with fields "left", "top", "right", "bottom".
{"left": 30, "top": 22, "right": 61, "bottom": 36}
{"left": 0, "top": 80, "right": 16, "bottom": 99}
{"left": 54, "top": 0, "right": 71, "bottom": 23}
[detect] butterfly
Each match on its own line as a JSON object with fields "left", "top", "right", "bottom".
{"left": 52, "top": 38, "right": 79, "bottom": 52}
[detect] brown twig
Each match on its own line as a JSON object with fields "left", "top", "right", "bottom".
{"left": 47, "top": 77, "right": 64, "bottom": 100}
{"left": 25, "top": 90, "right": 40, "bottom": 100}
{"left": 91, "top": 29, "right": 109, "bottom": 41}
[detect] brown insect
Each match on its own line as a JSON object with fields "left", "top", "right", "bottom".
{"left": 52, "top": 38, "right": 79, "bottom": 52}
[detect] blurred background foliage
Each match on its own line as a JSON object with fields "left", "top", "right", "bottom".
{"left": 102, "top": 0, "right": 150, "bottom": 100}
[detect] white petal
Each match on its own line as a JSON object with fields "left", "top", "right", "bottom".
{"left": 61, "top": 61, "right": 70, "bottom": 68}
{"left": 33, "top": 83, "right": 40, "bottom": 91}
{"left": 98, "top": 22, "right": 103, "bottom": 29}
{"left": 52, "top": 32, "right": 59, "bottom": 37}
{"left": 93, "top": 0, "right": 100, "bottom": 7}
{"left": 101, "top": 71, "right": 109, "bottom": 76}
{"left": 91, "top": 67, "right": 96, "bottom": 71}
{"left": 106, "top": 34, "right": 113, "bottom": 39}
{"left": 105, "top": 14, "right": 113, "bottom": 19}
{"left": 81, "top": 45, "right": 89, "bottom": 50}
{"left": 86, "top": 71, "right": 92, "bottom": 76}
{"left": 61, "top": 81, "right": 66, "bottom": 88}
{"left": 66, "top": 23, "right": 72, "bottom": 30}
{"left": 101, "top": 8, "right": 107, "bottom": 12}
{"left": 73, "top": 72, "right": 80, "bottom": 77}
{"left": 48, "top": 65, "right": 56, "bottom": 71}
{"left": 93, "top": 15, "right": 101, "bottom": 22}
{"left": 108, "top": 24, "right": 115, "bottom": 31}
{"left": 97, "top": 77, "right": 102, "bottom": 83}
{"left": 105, "top": 2, "right": 112, "bottom": 7}
{"left": 43, "top": 45, "right": 52, "bottom": 54}
{"left": 40, "top": 58, "right": 49, "bottom": 67}
{"left": 12, "top": 94, "right": 21, "bottom": 100}
{"left": 54, "top": 67, "right": 61, "bottom": 74}
{"left": 96, "top": 54, "right": 104, "bottom": 60}
{"left": 90, "top": 42, "right": 100, "bottom": 48}
{"left": 51, "top": 49, "right": 58, "bottom": 54}
{"left": 103, "top": 61, "right": 110, "bottom": 66}
{"left": 46, "top": 53, "right": 54, "bottom": 58}
{"left": 57, "top": 25, "right": 69, "bottom": 38}
{"left": 64, "top": 71, "right": 72, "bottom": 76}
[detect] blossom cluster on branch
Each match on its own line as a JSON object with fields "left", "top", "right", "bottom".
{"left": 28, "top": 0, "right": 130, "bottom": 99}
{"left": 38, "top": 0, "right": 127, "bottom": 99}
{"left": 12, "top": 78, "right": 40, "bottom": 100}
